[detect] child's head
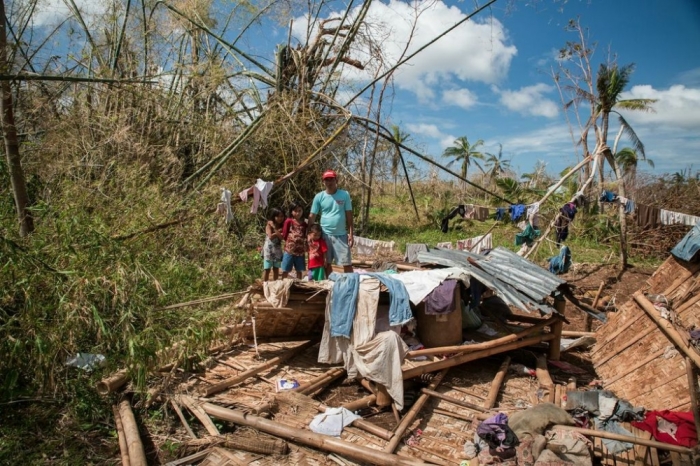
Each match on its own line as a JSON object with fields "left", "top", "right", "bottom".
{"left": 288, "top": 202, "right": 304, "bottom": 219}
{"left": 268, "top": 208, "right": 284, "bottom": 224}
{"left": 308, "top": 223, "right": 322, "bottom": 240}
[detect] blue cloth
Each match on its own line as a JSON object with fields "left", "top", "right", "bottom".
{"left": 548, "top": 246, "right": 572, "bottom": 274}
{"left": 366, "top": 273, "right": 413, "bottom": 326}
{"left": 594, "top": 418, "right": 634, "bottom": 454}
{"left": 624, "top": 199, "right": 635, "bottom": 214}
{"left": 671, "top": 222, "right": 700, "bottom": 262}
{"left": 509, "top": 204, "right": 526, "bottom": 222}
{"left": 600, "top": 190, "right": 617, "bottom": 202}
{"left": 495, "top": 207, "right": 506, "bottom": 221}
{"left": 329, "top": 273, "right": 360, "bottom": 338}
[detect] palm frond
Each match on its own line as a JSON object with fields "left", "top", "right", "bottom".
{"left": 616, "top": 99, "right": 657, "bottom": 112}
{"left": 617, "top": 113, "right": 646, "bottom": 158}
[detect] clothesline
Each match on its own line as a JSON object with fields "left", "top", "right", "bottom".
{"left": 600, "top": 190, "right": 700, "bottom": 227}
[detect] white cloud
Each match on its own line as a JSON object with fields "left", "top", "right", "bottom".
{"left": 293, "top": 0, "right": 517, "bottom": 101}
{"left": 405, "top": 123, "right": 456, "bottom": 149}
{"left": 494, "top": 83, "right": 559, "bottom": 118}
{"left": 620, "top": 84, "right": 700, "bottom": 130}
{"left": 26, "top": 0, "right": 109, "bottom": 27}
{"left": 441, "top": 88, "right": 478, "bottom": 109}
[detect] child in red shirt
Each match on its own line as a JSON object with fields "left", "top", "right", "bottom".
{"left": 307, "top": 224, "right": 328, "bottom": 281}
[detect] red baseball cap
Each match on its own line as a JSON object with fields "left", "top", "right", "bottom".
{"left": 322, "top": 170, "right": 337, "bottom": 180}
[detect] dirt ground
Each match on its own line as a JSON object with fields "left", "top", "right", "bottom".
{"left": 560, "top": 262, "right": 657, "bottom": 332}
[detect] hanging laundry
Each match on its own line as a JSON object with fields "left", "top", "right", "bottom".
{"left": 436, "top": 241, "right": 453, "bottom": 249}
{"left": 464, "top": 204, "right": 476, "bottom": 219}
{"left": 353, "top": 236, "right": 395, "bottom": 256}
{"left": 636, "top": 204, "right": 660, "bottom": 228}
{"left": 219, "top": 188, "right": 234, "bottom": 223}
{"left": 556, "top": 202, "right": 578, "bottom": 244}
{"left": 526, "top": 202, "right": 540, "bottom": 228}
{"left": 440, "top": 205, "right": 466, "bottom": 233}
{"left": 548, "top": 246, "right": 572, "bottom": 275}
{"left": 624, "top": 198, "right": 635, "bottom": 214}
{"left": 494, "top": 207, "right": 506, "bottom": 221}
{"left": 251, "top": 179, "right": 274, "bottom": 213}
{"left": 515, "top": 223, "right": 540, "bottom": 246}
{"left": 404, "top": 243, "right": 428, "bottom": 263}
{"left": 474, "top": 206, "right": 490, "bottom": 221}
{"left": 457, "top": 233, "right": 493, "bottom": 254}
{"left": 599, "top": 190, "right": 618, "bottom": 203}
{"left": 509, "top": 204, "right": 526, "bottom": 222}
{"left": 660, "top": 209, "right": 700, "bottom": 226}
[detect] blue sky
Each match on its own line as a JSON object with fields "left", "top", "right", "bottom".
{"left": 24, "top": 0, "right": 700, "bottom": 179}
{"left": 285, "top": 0, "right": 700, "bottom": 178}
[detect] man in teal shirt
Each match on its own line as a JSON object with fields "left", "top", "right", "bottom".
{"left": 308, "top": 169, "right": 354, "bottom": 276}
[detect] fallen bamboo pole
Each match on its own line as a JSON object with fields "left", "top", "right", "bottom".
{"left": 385, "top": 369, "right": 450, "bottom": 454}
{"left": 112, "top": 405, "right": 131, "bottom": 466}
{"left": 484, "top": 356, "right": 510, "bottom": 409}
{"left": 198, "top": 403, "right": 426, "bottom": 466}
{"left": 553, "top": 425, "right": 693, "bottom": 454}
{"left": 562, "top": 331, "right": 596, "bottom": 338}
{"left": 420, "top": 388, "right": 491, "bottom": 414}
{"left": 406, "top": 317, "right": 558, "bottom": 358}
{"left": 300, "top": 368, "right": 346, "bottom": 395}
{"left": 535, "top": 354, "right": 555, "bottom": 404}
{"left": 98, "top": 370, "right": 129, "bottom": 396}
{"left": 118, "top": 400, "right": 147, "bottom": 466}
{"left": 359, "top": 379, "right": 392, "bottom": 407}
{"left": 341, "top": 394, "right": 377, "bottom": 412}
{"left": 633, "top": 292, "right": 700, "bottom": 369}
{"left": 204, "top": 340, "right": 316, "bottom": 396}
{"left": 170, "top": 399, "right": 197, "bottom": 439}
{"left": 402, "top": 333, "right": 557, "bottom": 380}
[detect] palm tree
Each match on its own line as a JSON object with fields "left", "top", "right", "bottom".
{"left": 595, "top": 63, "right": 656, "bottom": 268}
{"left": 615, "top": 147, "right": 654, "bottom": 190}
{"left": 390, "top": 125, "right": 410, "bottom": 195}
{"left": 442, "top": 136, "right": 485, "bottom": 189}
{"left": 484, "top": 143, "right": 511, "bottom": 179}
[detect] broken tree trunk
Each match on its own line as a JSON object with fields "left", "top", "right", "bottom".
{"left": 204, "top": 340, "right": 316, "bottom": 396}
{"left": 385, "top": 368, "right": 450, "bottom": 454}
{"left": 198, "top": 402, "right": 426, "bottom": 466}
{"left": 118, "top": 400, "right": 147, "bottom": 466}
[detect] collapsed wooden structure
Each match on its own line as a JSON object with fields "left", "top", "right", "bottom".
{"left": 101, "top": 243, "right": 700, "bottom": 465}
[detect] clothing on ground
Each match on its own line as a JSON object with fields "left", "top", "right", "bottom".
{"left": 423, "top": 279, "right": 457, "bottom": 315}
{"left": 309, "top": 407, "right": 360, "bottom": 436}
{"left": 262, "top": 278, "right": 294, "bottom": 308}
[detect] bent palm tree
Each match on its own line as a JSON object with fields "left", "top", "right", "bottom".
{"left": 596, "top": 63, "right": 656, "bottom": 268}
{"left": 442, "top": 136, "right": 485, "bottom": 189}
{"left": 484, "top": 143, "right": 511, "bottom": 179}
{"left": 615, "top": 146, "right": 654, "bottom": 187}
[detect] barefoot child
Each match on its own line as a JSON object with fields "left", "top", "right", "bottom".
{"left": 307, "top": 224, "right": 328, "bottom": 281}
{"left": 263, "top": 208, "right": 285, "bottom": 281}
{"left": 281, "top": 202, "right": 307, "bottom": 279}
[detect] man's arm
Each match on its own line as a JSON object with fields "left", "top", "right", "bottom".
{"left": 308, "top": 212, "right": 317, "bottom": 228}
{"left": 345, "top": 210, "right": 353, "bottom": 247}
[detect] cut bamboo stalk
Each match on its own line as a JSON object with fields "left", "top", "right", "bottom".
{"left": 178, "top": 395, "right": 220, "bottom": 436}
{"left": 535, "top": 354, "right": 555, "bottom": 404}
{"left": 555, "top": 384, "right": 562, "bottom": 407}
{"left": 97, "top": 370, "right": 129, "bottom": 395}
{"left": 164, "top": 449, "right": 211, "bottom": 466}
{"left": 112, "top": 405, "right": 131, "bottom": 466}
{"left": 402, "top": 333, "right": 557, "bottom": 380}
{"left": 484, "top": 356, "right": 510, "bottom": 409}
{"left": 204, "top": 340, "right": 316, "bottom": 396}
{"left": 404, "top": 443, "right": 452, "bottom": 465}
{"left": 433, "top": 407, "right": 483, "bottom": 422}
{"left": 359, "top": 379, "right": 392, "bottom": 407}
{"left": 406, "top": 316, "right": 558, "bottom": 358}
{"left": 633, "top": 292, "right": 700, "bottom": 369}
{"left": 299, "top": 368, "right": 346, "bottom": 395}
{"left": 385, "top": 368, "right": 450, "bottom": 453}
{"left": 562, "top": 330, "right": 596, "bottom": 338}
{"left": 420, "top": 388, "right": 491, "bottom": 413}
{"left": 548, "top": 319, "right": 563, "bottom": 361}
{"left": 341, "top": 394, "right": 377, "bottom": 412}
{"left": 170, "top": 399, "right": 197, "bottom": 439}
{"left": 198, "top": 403, "right": 425, "bottom": 466}
{"left": 553, "top": 425, "right": 693, "bottom": 454}
{"left": 118, "top": 400, "right": 147, "bottom": 466}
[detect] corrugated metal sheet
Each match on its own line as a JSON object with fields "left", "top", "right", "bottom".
{"left": 416, "top": 246, "right": 565, "bottom": 314}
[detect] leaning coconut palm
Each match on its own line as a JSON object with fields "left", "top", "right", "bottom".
{"left": 595, "top": 63, "right": 656, "bottom": 268}
{"left": 442, "top": 136, "right": 485, "bottom": 189}
{"left": 614, "top": 147, "right": 654, "bottom": 194}
{"left": 484, "top": 143, "right": 511, "bottom": 179}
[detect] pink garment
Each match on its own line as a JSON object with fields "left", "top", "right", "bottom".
{"left": 251, "top": 179, "right": 273, "bottom": 213}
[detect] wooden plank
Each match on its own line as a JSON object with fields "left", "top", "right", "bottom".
{"left": 178, "top": 395, "right": 220, "bottom": 436}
